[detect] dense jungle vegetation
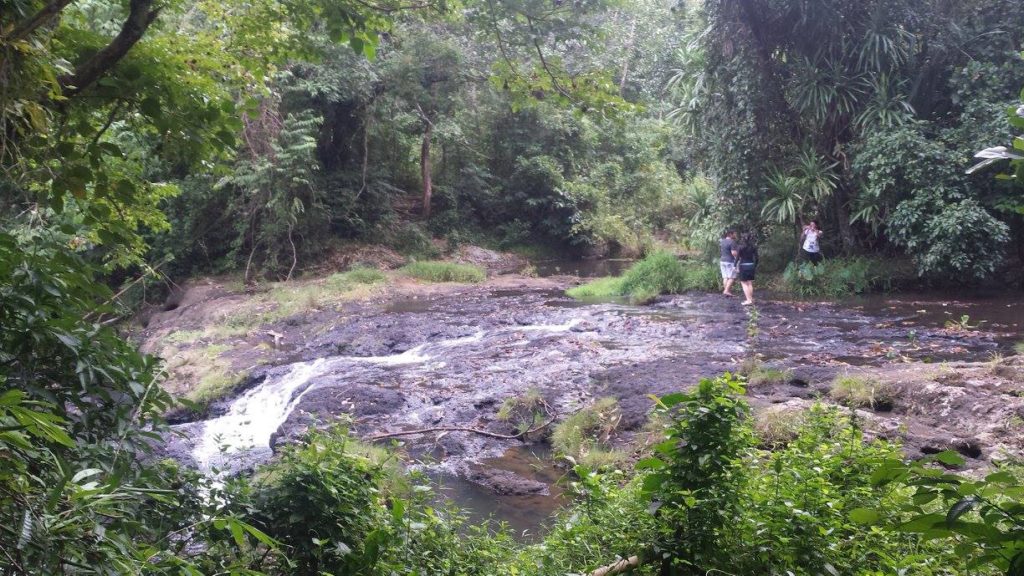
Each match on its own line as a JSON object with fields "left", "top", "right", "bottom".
{"left": 4, "top": 0, "right": 1024, "bottom": 574}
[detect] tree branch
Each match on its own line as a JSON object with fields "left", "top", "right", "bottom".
{"left": 6, "top": 0, "right": 77, "bottom": 42}
{"left": 590, "top": 555, "right": 643, "bottom": 576}
{"left": 367, "top": 416, "right": 556, "bottom": 441}
{"left": 59, "top": 0, "right": 162, "bottom": 97}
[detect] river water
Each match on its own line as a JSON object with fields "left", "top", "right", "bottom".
{"left": 172, "top": 281, "right": 1022, "bottom": 537}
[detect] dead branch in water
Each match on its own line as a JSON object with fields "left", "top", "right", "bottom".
{"left": 590, "top": 555, "right": 642, "bottom": 576}
{"left": 367, "top": 416, "right": 556, "bottom": 441}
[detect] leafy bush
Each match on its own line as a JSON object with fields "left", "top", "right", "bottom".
{"left": 780, "top": 256, "right": 911, "bottom": 298}
{"left": 551, "top": 398, "right": 626, "bottom": 469}
{"left": 399, "top": 261, "right": 486, "bottom": 283}
{"left": 252, "top": 427, "right": 393, "bottom": 574}
{"left": 871, "top": 451, "right": 1024, "bottom": 575}
{"left": 641, "top": 377, "right": 964, "bottom": 576}
{"left": 830, "top": 374, "right": 896, "bottom": 411}
{"left": 567, "top": 252, "right": 718, "bottom": 303}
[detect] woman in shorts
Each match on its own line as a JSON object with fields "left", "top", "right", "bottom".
{"left": 737, "top": 233, "right": 758, "bottom": 306}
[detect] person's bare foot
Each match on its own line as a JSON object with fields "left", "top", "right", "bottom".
{"left": 741, "top": 300, "right": 754, "bottom": 306}
{"left": 722, "top": 291, "right": 734, "bottom": 296}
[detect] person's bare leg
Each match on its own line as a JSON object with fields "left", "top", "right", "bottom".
{"left": 723, "top": 277, "right": 735, "bottom": 295}
{"left": 741, "top": 281, "right": 754, "bottom": 304}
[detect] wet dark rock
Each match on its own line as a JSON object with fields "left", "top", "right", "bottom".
{"left": 463, "top": 465, "right": 548, "bottom": 496}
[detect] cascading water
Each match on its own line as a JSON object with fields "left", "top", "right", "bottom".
{"left": 193, "top": 358, "right": 330, "bottom": 471}
{"left": 188, "top": 325, "right": 558, "bottom": 473}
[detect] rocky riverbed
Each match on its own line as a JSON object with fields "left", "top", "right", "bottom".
{"left": 141, "top": 272, "right": 1024, "bottom": 534}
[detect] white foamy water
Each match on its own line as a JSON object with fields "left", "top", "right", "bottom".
{"left": 190, "top": 321, "right": 585, "bottom": 471}
{"left": 194, "top": 358, "right": 329, "bottom": 470}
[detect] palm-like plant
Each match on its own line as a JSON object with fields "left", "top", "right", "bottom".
{"left": 762, "top": 170, "right": 804, "bottom": 224}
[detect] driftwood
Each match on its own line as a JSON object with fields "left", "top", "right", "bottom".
{"left": 590, "top": 555, "right": 642, "bottom": 576}
{"left": 367, "top": 416, "right": 556, "bottom": 442}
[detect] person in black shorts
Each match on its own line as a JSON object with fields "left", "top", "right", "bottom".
{"left": 737, "top": 233, "right": 758, "bottom": 306}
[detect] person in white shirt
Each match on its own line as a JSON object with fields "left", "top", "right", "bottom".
{"left": 800, "top": 220, "right": 823, "bottom": 264}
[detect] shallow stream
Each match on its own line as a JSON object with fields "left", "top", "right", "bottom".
{"left": 171, "top": 283, "right": 1020, "bottom": 536}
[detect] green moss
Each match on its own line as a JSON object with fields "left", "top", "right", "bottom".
{"left": 400, "top": 261, "right": 486, "bottom": 283}
{"left": 552, "top": 397, "right": 625, "bottom": 469}
{"left": 165, "top": 329, "right": 204, "bottom": 345}
{"left": 746, "top": 365, "right": 791, "bottom": 387}
{"left": 830, "top": 375, "right": 896, "bottom": 411}
{"left": 188, "top": 369, "right": 248, "bottom": 407}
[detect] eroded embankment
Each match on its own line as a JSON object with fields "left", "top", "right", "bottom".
{"left": 141, "top": 274, "right": 1024, "bottom": 533}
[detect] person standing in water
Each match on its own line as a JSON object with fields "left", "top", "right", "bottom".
{"left": 801, "top": 220, "right": 823, "bottom": 264}
{"left": 719, "top": 229, "right": 739, "bottom": 296}
{"left": 737, "top": 233, "right": 758, "bottom": 306}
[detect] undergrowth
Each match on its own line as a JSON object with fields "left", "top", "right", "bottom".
{"left": 779, "top": 256, "right": 915, "bottom": 298}
{"left": 566, "top": 251, "right": 718, "bottom": 304}
{"left": 400, "top": 261, "right": 486, "bottom": 283}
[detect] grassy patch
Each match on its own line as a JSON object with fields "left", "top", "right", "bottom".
{"left": 496, "top": 388, "right": 551, "bottom": 436}
{"left": 165, "top": 329, "right": 204, "bottom": 345}
{"left": 189, "top": 369, "right": 249, "bottom": 407}
{"left": 829, "top": 374, "right": 896, "bottom": 411}
{"left": 400, "top": 261, "right": 486, "bottom": 283}
{"left": 566, "top": 251, "right": 718, "bottom": 304}
{"left": 552, "top": 397, "right": 626, "bottom": 469}
{"left": 754, "top": 405, "right": 806, "bottom": 447}
{"left": 566, "top": 276, "right": 627, "bottom": 300}
{"left": 747, "top": 365, "right": 791, "bottom": 386}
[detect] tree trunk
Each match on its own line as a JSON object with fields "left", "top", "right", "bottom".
{"left": 59, "top": 0, "right": 161, "bottom": 97}
{"left": 421, "top": 124, "right": 432, "bottom": 219}
{"left": 832, "top": 183, "right": 856, "bottom": 255}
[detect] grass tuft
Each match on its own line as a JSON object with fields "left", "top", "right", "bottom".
{"left": 829, "top": 374, "right": 896, "bottom": 411}
{"left": 552, "top": 397, "right": 626, "bottom": 469}
{"left": 400, "top": 261, "right": 486, "bottom": 283}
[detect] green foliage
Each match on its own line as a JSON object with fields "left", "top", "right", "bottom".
{"left": 871, "top": 451, "right": 1024, "bottom": 575}
{"left": 328, "top": 266, "right": 388, "bottom": 288}
{"left": 780, "top": 256, "right": 911, "bottom": 298}
{"left": 252, "top": 426, "right": 393, "bottom": 574}
{"left": 641, "top": 374, "right": 752, "bottom": 573}
{"left": 0, "top": 232, "right": 279, "bottom": 573}
{"left": 567, "top": 252, "right": 719, "bottom": 303}
{"left": 551, "top": 398, "right": 625, "bottom": 470}
{"left": 399, "top": 261, "right": 486, "bottom": 283}
{"left": 672, "top": 0, "right": 1024, "bottom": 281}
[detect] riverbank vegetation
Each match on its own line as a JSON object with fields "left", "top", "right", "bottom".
{"left": 4, "top": 0, "right": 1024, "bottom": 572}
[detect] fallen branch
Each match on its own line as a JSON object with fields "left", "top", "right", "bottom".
{"left": 367, "top": 416, "right": 556, "bottom": 441}
{"left": 590, "top": 555, "right": 642, "bottom": 576}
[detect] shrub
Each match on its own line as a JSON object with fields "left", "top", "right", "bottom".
{"left": 400, "top": 261, "right": 486, "bottom": 283}
{"left": 830, "top": 374, "right": 896, "bottom": 411}
{"left": 566, "top": 252, "right": 718, "bottom": 303}
{"left": 551, "top": 398, "right": 626, "bottom": 469}
{"left": 252, "top": 427, "right": 392, "bottom": 574}
{"left": 780, "top": 256, "right": 912, "bottom": 298}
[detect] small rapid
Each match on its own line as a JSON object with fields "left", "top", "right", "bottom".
{"left": 188, "top": 320, "right": 587, "bottom": 473}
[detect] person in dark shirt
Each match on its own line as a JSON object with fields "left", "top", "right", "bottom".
{"left": 736, "top": 233, "right": 758, "bottom": 306}
{"left": 719, "top": 230, "right": 739, "bottom": 296}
